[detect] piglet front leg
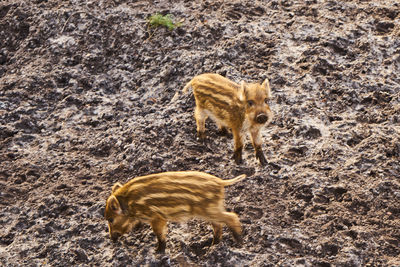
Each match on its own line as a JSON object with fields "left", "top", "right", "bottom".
{"left": 250, "top": 127, "right": 268, "bottom": 166}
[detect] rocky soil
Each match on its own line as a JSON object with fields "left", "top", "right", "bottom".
{"left": 1, "top": 0, "right": 400, "bottom": 266}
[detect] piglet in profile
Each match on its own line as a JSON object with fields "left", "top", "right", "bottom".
{"left": 104, "top": 171, "right": 246, "bottom": 253}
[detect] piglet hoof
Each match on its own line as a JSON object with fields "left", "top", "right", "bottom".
{"left": 197, "top": 132, "right": 206, "bottom": 143}
{"left": 211, "top": 237, "right": 221, "bottom": 246}
{"left": 259, "top": 157, "right": 267, "bottom": 166}
{"left": 155, "top": 242, "right": 166, "bottom": 254}
{"left": 233, "top": 152, "right": 243, "bottom": 165}
{"left": 235, "top": 158, "right": 243, "bottom": 165}
{"left": 256, "top": 150, "right": 267, "bottom": 166}
{"left": 233, "top": 234, "right": 243, "bottom": 247}
{"left": 155, "top": 247, "right": 165, "bottom": 254}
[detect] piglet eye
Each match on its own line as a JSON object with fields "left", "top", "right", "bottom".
{"left": 264, "top": 98, "right": 269, "bottom": 104}
{"left": 108, "top": 218, "right": 114, "bottom": 224}
{"left": 247, "top": 100, "right": 254, "bottom": 107}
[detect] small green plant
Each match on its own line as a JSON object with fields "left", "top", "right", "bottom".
{"left": 147, "top": 13, "right": 181, "bottom": 30}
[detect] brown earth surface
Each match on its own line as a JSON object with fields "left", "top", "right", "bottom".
{"left": 1, "top": 0, "right": 400, "bottom": 266}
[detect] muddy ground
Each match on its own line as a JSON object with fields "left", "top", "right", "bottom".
{"left": 1, "top": 0, "right": 400, "bottom": 266}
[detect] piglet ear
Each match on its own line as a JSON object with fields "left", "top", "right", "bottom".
{"left": 112, "top": 182, "right": 123, "bottom": 193}
{"left": 109, "top": 196, "right": 122, "bottom": 213}
{"left": 262, "top": 78, "right": 271, "bottom": 98}
{"left": 238, "top": 81, "right": 246, "bottom": 102}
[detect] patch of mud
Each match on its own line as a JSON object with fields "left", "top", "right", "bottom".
{"left": 1, "top": 0, "right": 399, "bottom": 266}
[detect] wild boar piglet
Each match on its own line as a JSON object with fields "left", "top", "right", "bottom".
{"left": 105, "top": 171, "right": 246, "bottom": 253}
{"left": 172, "top": 73, "right": 273, "bottom": 165}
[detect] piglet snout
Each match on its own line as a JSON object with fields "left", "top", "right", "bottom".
{"left": 256, "top": 114, "right": 268, "bottom": 124}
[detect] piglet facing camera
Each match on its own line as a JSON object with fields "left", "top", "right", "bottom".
{"left": 173, "top": 73, "right": 273, "bottom": 165}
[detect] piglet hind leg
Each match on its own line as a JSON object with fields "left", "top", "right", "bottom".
{"left": 222, "top": 212, "right": 243, "bottom": 245}
{"left": 194, "top": 106, "right": 207, "bottom": 141}
{"left": 232, "top": 128, "right": 244, "bottom": 165}
{"left": 150, "top": 218, "right": 168, "bottom": 254}
{"left": 207, "top": 208, "right": 243, "bottom": 246}
{"left": 211, "top": 222, "right": 222, "bottom": 245}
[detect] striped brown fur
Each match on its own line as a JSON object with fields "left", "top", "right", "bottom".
{"left": 172, "top": 73, "right": 273, "bottom": 165}
{"left": 105, "top": 171, "right": 246, "bottom": 253}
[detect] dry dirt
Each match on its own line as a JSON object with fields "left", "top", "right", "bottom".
{"left": 1, "top": 0, "right": 400, "bottom": 266}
